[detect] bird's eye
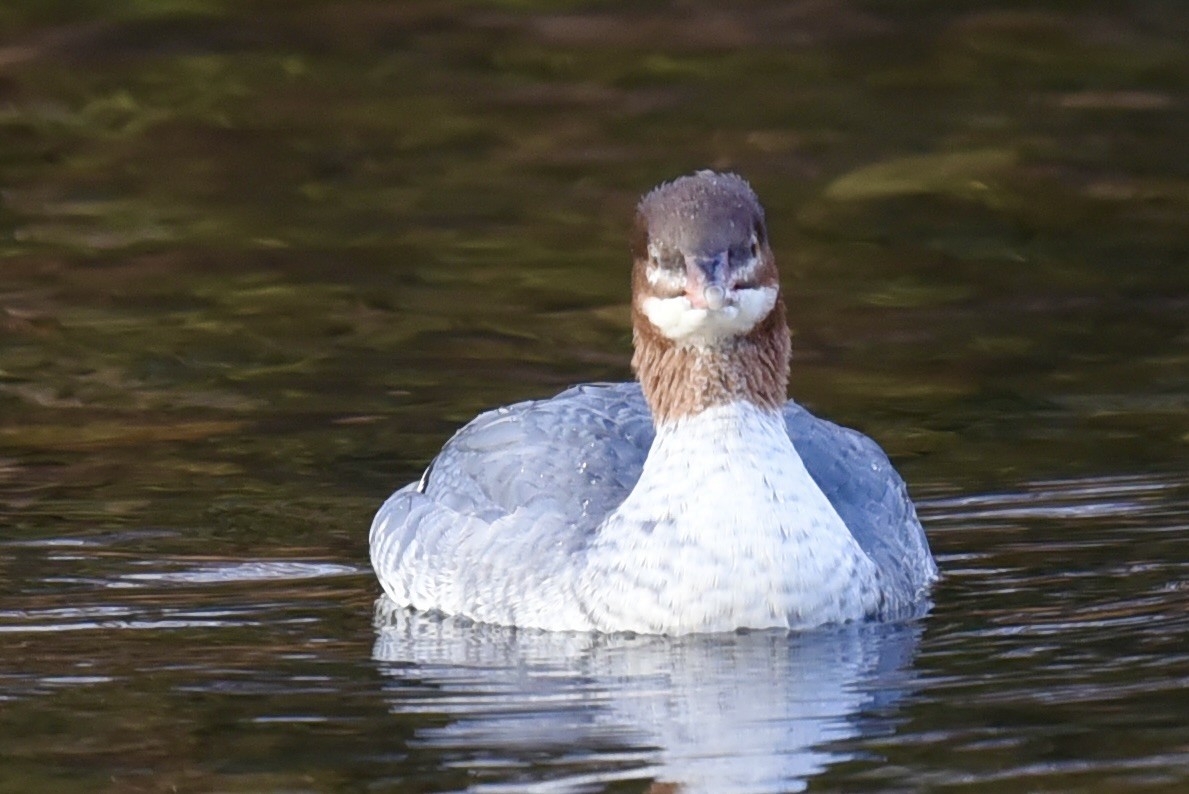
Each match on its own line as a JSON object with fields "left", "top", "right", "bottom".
{"left": 650, "top": 248, "right": 681, "bottom": 271}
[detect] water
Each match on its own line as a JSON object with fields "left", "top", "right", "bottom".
{"left": 1, "top": 1, "right": 1187, "bottom": 791}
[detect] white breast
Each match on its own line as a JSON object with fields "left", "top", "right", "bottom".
{"left": 576, "top": 401, "right": 884, "bottom": 633}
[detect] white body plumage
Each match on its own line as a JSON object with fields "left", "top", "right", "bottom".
{"left": 577, "top": 402, "right": 882, "bottom": 633}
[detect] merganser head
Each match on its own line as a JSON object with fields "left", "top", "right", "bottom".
{"left": 630, "top": 171, "right": 790, "bottom": 423}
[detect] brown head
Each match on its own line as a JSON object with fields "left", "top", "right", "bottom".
{"left": 629, "top": 171, "right": 790, "bottom": 424}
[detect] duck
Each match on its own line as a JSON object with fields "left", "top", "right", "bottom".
{"left": 370, "top": 170, "right": 937, "bottom": 634}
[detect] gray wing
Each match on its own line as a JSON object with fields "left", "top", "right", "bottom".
{"left": 419, "top": 382, "right": 654, "bottom": 536}
{"left": 783, "top": 401, "right": 938, "bottom": 612}
{"left": 370, "top": 383, "right": 654, "bottom": 627}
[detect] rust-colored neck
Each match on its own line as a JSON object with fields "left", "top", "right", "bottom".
{"left": 631, "top": 295, "right": 791, "bottom": 425}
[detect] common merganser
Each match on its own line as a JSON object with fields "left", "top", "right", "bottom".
{"left": 370, "top": 171, "right": 937, "bottom": 634}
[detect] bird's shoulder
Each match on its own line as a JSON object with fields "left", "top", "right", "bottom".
{"left": 421, "top": 382, "right": 654, "bottom": 530}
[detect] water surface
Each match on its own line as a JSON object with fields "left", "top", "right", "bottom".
{"left": 1, "top": 1, "right": 1186, "bottom": 792}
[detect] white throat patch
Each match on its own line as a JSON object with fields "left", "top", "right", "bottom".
{"left": 641, "top": 286, "right": 777, "bottom": 344}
